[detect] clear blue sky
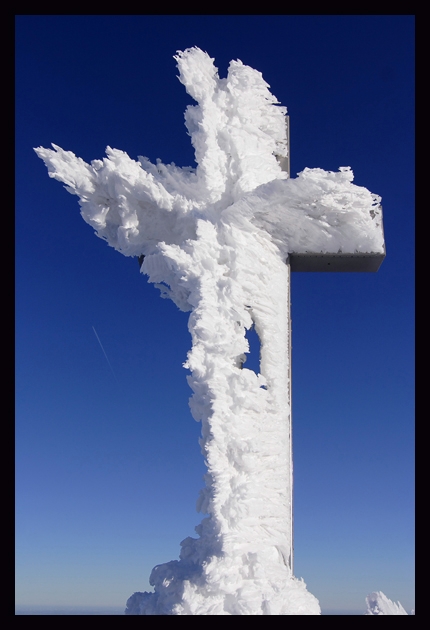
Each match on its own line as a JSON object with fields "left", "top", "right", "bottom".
{"left": 16, "top": 15, "right": 414, "bottom": 614}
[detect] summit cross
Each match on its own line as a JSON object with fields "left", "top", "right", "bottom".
{"left": 36, "top": 47, "right": 385, "bottom": 615}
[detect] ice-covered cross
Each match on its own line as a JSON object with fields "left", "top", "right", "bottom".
{"left": 35, "top": 47, "right": 385, "bottom": 615}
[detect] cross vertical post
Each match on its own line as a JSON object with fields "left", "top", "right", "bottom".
{"left": 278, "top": 115, "right": 294, "bottom": 574}
{"left": 287, "top": 253, "right": 293, "bottom": 574}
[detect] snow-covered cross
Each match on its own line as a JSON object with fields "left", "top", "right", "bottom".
{"left": 35, "top": 47, "right": 385, "bottom": 615}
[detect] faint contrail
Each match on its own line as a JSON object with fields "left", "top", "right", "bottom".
{"left": 92, "top": 326, "right": 119, "bottom": 385}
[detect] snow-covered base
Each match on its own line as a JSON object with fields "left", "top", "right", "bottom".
{"left": 125, "top": 566, "right": 320, "bottom": 615}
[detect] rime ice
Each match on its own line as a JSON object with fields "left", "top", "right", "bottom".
{"left": 35, "top": 47, "right": 384, "bottom": 615}
{"left": 365, "top": 592, "right": 408, "bottom": 615}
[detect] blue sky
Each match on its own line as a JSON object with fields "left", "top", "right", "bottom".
{"left": 16, "top": 15, "right": 414, "bottom": 613}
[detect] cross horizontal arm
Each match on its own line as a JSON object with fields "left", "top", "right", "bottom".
{"left": 289, "top": 250, "right": 385, "bottom": 272}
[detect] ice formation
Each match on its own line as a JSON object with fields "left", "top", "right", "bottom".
{"left": 365, "top": 592, "right": 408, "bottom": 615}
{"left": 35, "top": 47, "right": 384, "bottom": 615}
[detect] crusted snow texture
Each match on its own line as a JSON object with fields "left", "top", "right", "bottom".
{"left": 365, "top": 591, "right": 408, "bottom": 615}
{"left": 35, "top": 47, "right": 384, "bottom": 615}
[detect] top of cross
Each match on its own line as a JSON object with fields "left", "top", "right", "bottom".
{"left": 35, "top": 47, "right": 385, "bottom": 273}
